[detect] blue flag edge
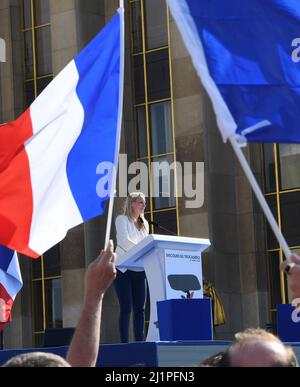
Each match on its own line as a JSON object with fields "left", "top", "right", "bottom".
{"left": 168, "top": 0, "right": 239, "bottom": 142}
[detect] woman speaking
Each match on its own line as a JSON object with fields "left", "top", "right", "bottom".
{"left": 114, "top": 192, "right": 149, "bottom": 343}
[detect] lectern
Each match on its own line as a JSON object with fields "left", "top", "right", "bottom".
{"left": 118, "top": 234, "right": 210, "bottom": 341}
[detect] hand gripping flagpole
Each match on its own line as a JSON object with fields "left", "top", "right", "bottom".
{"left": 229, "top": 135, "right": 292, "bottom": 262}
{"left": 104, "top": 2, "right": 125, "bottom": 248}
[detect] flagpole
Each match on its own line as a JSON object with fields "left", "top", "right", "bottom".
{"left": 104, "top": 3, "right": 125, "bottom": 248}
{"left": 229, "top": 135, "right": 292, "bottom": 262}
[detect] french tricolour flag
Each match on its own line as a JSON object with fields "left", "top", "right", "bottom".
{"left": 0, "top": 10, "right": 124, "bottom": 258}
{"left": 0, "top": 247, "right": 22, "bottom": 330}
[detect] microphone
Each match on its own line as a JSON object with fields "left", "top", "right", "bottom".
{"left": 147, "top": 219, "right": 158, "bottom": 227}
{"left": 147, "top": 219, "right": 177, "bottom": 236}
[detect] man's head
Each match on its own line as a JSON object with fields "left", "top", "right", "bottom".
{"left": 225, "top": 328, "right": 297, "bottom": 367}
{"left": 201, "top": 351, "right": 227, "bottom": 367}
{"left": 2, "top": 352, "right": 71, "bottom": 368}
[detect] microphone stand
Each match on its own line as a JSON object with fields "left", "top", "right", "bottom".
{"left": 148, "top": 220, "right": 177, "bottom": 236}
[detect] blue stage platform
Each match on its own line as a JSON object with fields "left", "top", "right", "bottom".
{"left": 1, "top": 341, "right": 300, "bottom": 367}
{"left": 98, "top": 341, "right": 231, "bottom": 367}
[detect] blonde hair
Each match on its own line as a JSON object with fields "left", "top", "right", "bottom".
{"left": 123, "top": 192, "right": 146, "bottom": 228}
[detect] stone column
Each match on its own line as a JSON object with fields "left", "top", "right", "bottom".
{"left": 50, "top": 0, "right": 78, "bottom": 75}
{"left": 0, "top": 0, "right": 15, "bottom": 122}
{"left": 169, "top": 15, "right": 210, "bottom": 239}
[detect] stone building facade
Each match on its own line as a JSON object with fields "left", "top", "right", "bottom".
{"left": 1, "top": 0, "right": 295, "bottom": 349}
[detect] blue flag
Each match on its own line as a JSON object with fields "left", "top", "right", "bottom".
{"left": 168, "top": 0, "right": 300, "bottom": 143}
{"left": 0, "top": 246, "right": 22, "bottom": 330}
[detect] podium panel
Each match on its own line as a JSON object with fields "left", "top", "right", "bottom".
{"left": 165, "top": 249, "right": 203, "bottom": 299}
{"left": 277, "top": 304, "right": 300, "bottom": 342}
{"left": 118, "top": 235, "right": 210, "bottom": 341}
{"left": 157, "top": 299, "right": 213, "bottom": 341}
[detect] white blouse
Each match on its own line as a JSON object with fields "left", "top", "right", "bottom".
{"left": 115, "top": 215, "right": 149, "bottom": 272}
